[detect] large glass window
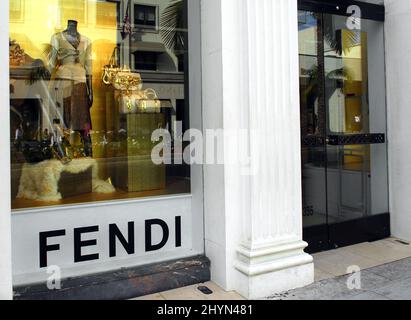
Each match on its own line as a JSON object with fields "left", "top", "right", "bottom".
{"left": 9, "top": 0, "right": 190, "bottom": 210}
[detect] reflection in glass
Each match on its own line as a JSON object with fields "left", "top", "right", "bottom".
{"left": 299, "top": 11, "right": 328, "bottom": 228}
{"left": 9, "top": 0, "right": 191, "bottom": 210}
{"left": 299, "top": 11, "right": 389, "bottom": 230}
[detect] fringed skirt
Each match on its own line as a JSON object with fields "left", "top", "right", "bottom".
{"left": 62, "top": 81, "right": 92, "bottom": 132}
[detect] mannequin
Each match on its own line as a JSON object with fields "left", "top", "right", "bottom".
{"left": 49, "top": 20, "right": 93, "bottom": 156}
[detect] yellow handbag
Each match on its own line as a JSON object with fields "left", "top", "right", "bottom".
{"left": 113, "top": 67, "right": 143, "bottom": 92}
{"left": 118, "top": 89, "right": 161, "bottom": 114}
{"left": 138, "top": 88, "right": 161, "bottom": 114}
{"left": 118, "top": 91, "right": 143, "bottom": 114}
{"left": 103, "top": 47, "right": 160, "bottom": 114}
{"left": 102, "top": 47, "right": 121, "bottom": 85}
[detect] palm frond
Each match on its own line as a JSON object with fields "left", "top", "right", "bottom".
{"left": 303, "top": 65, "right": 352, "bottom": 97}
{"left": 326, "top": 67, "right": 353, "bottom": 81}
{"left": 311, "top": 12, "right": 360, "bottom": 56}
{"left": 160, "top": 0, "right": 185, "bottom": 52}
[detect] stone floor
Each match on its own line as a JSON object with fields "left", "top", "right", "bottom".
{"left": 270, "top": 237, "right": 411, "bottom": 300}
{"left": 269, "top": 257, "right": 411, "bottom": 300}
{"left": 134, "top": 237, "right": 411, "bottom": 300}
{"left": 133, "top": 281, "right": 245, "bottom": 300}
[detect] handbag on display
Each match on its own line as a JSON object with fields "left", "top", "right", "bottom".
{"left": 118, "top": 89, "right": 161, "bottom": 114}
{"left": 103, "top": 47, "right": 161, "bottom": 115}
{"left": 22, "top": 140, "right": 53, "bottom": 164}
{"left": 102, "top": 47, "right": 142, "bottom": 92}
{"left": 113, "top": 68, "right": 143, "bottom": 114}
{"left": 118, "top": 91, "right": 142, "bottom": 114}
{"left": 138, "top": 89, "right": 161, "bottom": 114}
{"left": 102, "top": 46, "right": 121, "bottom": 86}
{"left": 113, "top": 67, "right": 143, "bottom": 92}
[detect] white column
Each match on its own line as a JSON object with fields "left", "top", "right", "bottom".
{"left": 385, "top": 0, "right": 411, "bottom": 241}
{"left": 0, "top": 0, "right": 13, "bottom": 300}
{"left": 202, "top": 0, "right": 313, "bottom": 299}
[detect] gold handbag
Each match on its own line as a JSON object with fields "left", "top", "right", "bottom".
{"left": 114, "top": 67, "right": 144, "bottom": 114}
{"left": 113, "top": 67, "right": 143, "bottom": 92}
{"left": 102, "top": 47, "right": 121, "bottom": 85}
{"left": 118, "top": 89, "right": 161, "bottom": 114}
{"left": 103, "top": 47, "right": 160, "bottom": 114}
{"left": 138, "top": 88, "right": 161, "bottom": 113}
{"left": 118, "top": 91, "right": 143, "bottom": 114}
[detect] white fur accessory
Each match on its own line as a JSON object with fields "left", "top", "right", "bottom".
{"left": 17, "top": 158, "right": 115, "bottom": 202}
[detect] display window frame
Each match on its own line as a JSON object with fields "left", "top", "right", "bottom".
{"left": 8, "top": 0, "right": 205, "bottom": 288}
{"left": 9, "top": 0, "right": 199, "bottom": 212}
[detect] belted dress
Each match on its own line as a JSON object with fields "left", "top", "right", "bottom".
{"left": 48, "top": 32, "right": 92, "bottom": 132}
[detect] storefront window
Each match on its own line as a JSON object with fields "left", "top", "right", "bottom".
{"left": 9, "top": 0, "right": 190, "bottom": 210}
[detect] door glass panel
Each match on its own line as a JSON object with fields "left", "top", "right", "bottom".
{"left": 299, "top": 8, "right": 389, "bottom": 252}
{"left": 299, "top": 11, "right": 328, "bottom": 231}
{"left": 324, "top": 14, "right": 389, "bottom": 224}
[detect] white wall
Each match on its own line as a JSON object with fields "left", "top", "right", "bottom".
{"left": 200, "top": 0, "right": 228, "bottom": 289}
{"left": 385, "top": 0, "right": 411, "bottom": 241}
{"left": 0, "top": 0, "right": 13, "bottom": 300}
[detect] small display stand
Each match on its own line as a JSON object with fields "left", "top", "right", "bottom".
{"left": 111, "top": 113, "right": 166, "bottom": 192}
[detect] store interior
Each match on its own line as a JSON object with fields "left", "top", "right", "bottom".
{"left": 9, "top": 0, "right": 191, "bottom": 210}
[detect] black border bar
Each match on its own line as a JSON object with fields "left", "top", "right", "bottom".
{"left": 298, "top": 0, "right": 385, "bottom": 22}
{"left": 305, "top": 213, "right": 390, "bottom": 253}
{"left": 327, "top": 133, "right": 386, "bottom": 146}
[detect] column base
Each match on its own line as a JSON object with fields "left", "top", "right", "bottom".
{"left": 234, "top": 240, "right": 314, "bottom": 299}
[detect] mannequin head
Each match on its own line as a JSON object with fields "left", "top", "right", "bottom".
{"left": 66, "top": 20, "right": 78, "bottom": 32}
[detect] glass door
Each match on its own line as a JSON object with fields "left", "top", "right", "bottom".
{"left": 299, "top": 8, "right": 390, "bottom": 253}
{"left": 299, "top": 11, "right": 329, "bottom": 251}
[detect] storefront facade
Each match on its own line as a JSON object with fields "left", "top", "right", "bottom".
{"left": 1, "top": 0, "right": 411, "bottom": 300}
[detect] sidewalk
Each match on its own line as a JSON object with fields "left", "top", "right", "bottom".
{"left": 270, "top": 255, "right": 411, "bottom": 300}
{"left": 134, "top": 238, "right": 411, "bottom": 300}
{"left": 133, "top": 281, "right": 245, "bottom": 300}
{"left": 271, "top": 237, "right": 411, "bottom": 300}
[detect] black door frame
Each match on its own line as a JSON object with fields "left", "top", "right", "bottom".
{"left": 298, "top": 0, "right": 385, "bottom": 21}
{"left": 298, "top": 0, "right": 390, "bottom": 253}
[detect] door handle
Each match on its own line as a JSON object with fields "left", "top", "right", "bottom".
{"left": 327, "top": 134, "right": 386, "bottom": 146}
